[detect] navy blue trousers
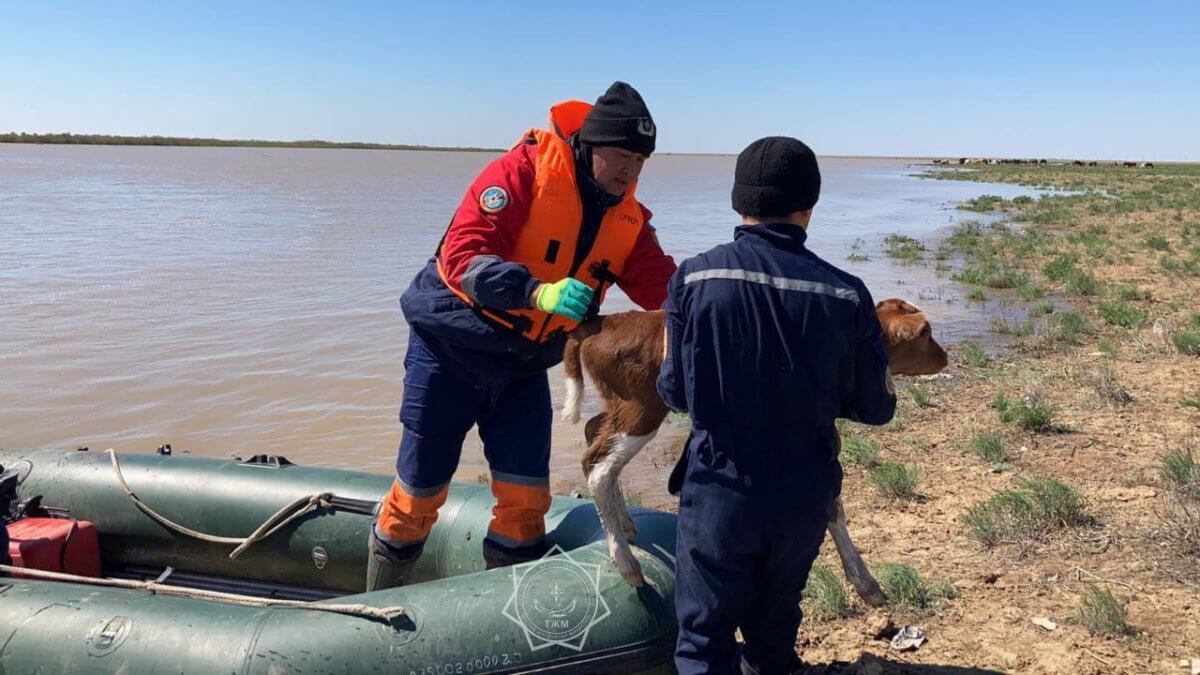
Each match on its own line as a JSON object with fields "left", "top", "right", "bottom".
{"left": 674, "top": 453, "right": 840, "bottom": 674}
{"left": 376, "top": 331, "right": 552, "bottom": 564}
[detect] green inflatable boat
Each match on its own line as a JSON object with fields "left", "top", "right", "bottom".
{"left": 0, "top": 447, "right": 679, "bottom": 673}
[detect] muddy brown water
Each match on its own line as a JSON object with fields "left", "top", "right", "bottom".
{"left": 0, "top": 145, "right": 1039, "bottom": 486}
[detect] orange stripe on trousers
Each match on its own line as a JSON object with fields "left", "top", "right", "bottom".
{"left": 488, "top": 480, "right": 551, "bottom": 545}
{"left": 375, "top": 480, "right": 449, "bottom": 546}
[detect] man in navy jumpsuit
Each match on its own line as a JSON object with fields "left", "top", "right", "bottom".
{"left": 657, "top": 137, "right": 896, "bottom": 674}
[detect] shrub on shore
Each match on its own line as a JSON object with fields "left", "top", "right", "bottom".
{"left": 841, "top": 436, "right": 880, "bottom": 468}
{"left": 958, "top": 194, "right": 1006, "bottom": 212}
{"left": 968, "top": 431, "right": 1008, "bottom": 464}
{"left": 1077, "top": 584, "right": 1131, "bottom": 636}
{"left": 875, "top": 562, "right": 956, "bottom": 610}
{"left": 994, "top": 392, "right": 1056, "bottom": 431}
{"left": 963, "top": 477, "right": 1090, "bottom": 546}
{"left": 804, "top": 564, "right": 851, "bottom": 620}
{"left": 1173, "top": 330, "right": 1200, "bottom": 356}
{"left": 1098, "top": 301, "right": 1148, "bottom": 329}
{"left": 869, "top": 462, "right": 920, "bottom": 500}
{"left": 1047, "top": 310, "right": 1094, "bottom": 345}
{"left": 959, "top": 340, "right": 991, "bottom": 368}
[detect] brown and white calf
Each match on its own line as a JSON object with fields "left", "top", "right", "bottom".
{"left": 562, "top": 298, "right": 948, "bottom": 597}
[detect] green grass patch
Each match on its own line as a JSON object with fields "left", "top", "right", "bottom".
{"left": 992, "top": 317, "right": 1034, "bottom": 337}
{"left": 966, "top": 288, "right": 986, "bottom": 302}
{"left": 1064, "top": 269, "right": 1102, "bottom": 296}
{"left": 969, "top": 431, "right": 1008, "bottom": 464}
{"left": 869, "top": 462, "right": 920, "bottom": 500}
{"left": 1098, "top": 301, "right": 1148, "bottom": 329}
{"left": 1144, "top": 235, "right": 1170, "bottom": 251}
{"left": 1077, "top": 584, "right": 1131, "bottom": 636}
{"left": 1161, "top": 252, "right": 1200, "bottom": 277}
{"left": 994, "top": 392, "right": 1056, "bottom": 431}
{"left": 1042, "top": 254, "right": 1079, "bottom": 282}
{"left": 803, "top": 564, "right": 851, "bottom": 620}
{"left": 953, "top": 264, "right": 1030, "bottom": 289}
{"left": 1161, "top": 449, "right": 1200, "bottom": 499}
{"left": 840, "top": 435, "right": 880, "bottom": 468}
{"left": 1016, "top": 283, "right": 1047, "bottom": 301}
{"left": 1174, "top": 330, "right": 1200, "bottom": 356}
{"left": 846, "top": 252, "right": 870, "bottom": 262}
{"left": 1113, "top": 284, "right": 1151, "bottom": 302}
{"left": 1182, "top": 391, "right": 1200, "bottom": 411}
{"left": 1048, "top": 310, "right": 1094, "bottom": 345}
{"left": 1031, "top": 300, "right": 1055, "bottom": 317}
{"left": 1098, "top": 338, "right": 1117, "bottom": 356}
{"left": 962, "top": 477, "right": 1090, "bottom": 546}
{"left": 959, "top": 340, "right": 991, "bottom": 368}
{"left": 875, "top": 562, "right": 956, "bottom": 610}
{"left": 943, "top": 221, "right": 986, "bottom": 253}
{"left": 910, "top": 383, "right": 932, "bottom": 407}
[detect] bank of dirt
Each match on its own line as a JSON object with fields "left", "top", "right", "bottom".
{"left": 609, "top": 163, "right": 1200, "bottom": 673}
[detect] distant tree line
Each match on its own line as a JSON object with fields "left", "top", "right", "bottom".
{"left": 0, "top": 132, "right": 501, "bottom": 153}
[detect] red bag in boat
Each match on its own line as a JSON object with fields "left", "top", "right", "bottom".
{"left": 6, "top": 517, "right": 101, "bottom": 577}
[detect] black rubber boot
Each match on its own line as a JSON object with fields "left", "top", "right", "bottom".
{"left": 365, "top": 527, "right": 423, "bottom": 592}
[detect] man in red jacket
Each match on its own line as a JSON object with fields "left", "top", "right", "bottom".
{"left": 368, "top": 82, "right": 677, "bottom": 590}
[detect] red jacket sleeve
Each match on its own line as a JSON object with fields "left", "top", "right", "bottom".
{"left": 437, "top": 142, "right": 542, "bottom": 309}
{"left": 617, "top": 205, "right": 678, "bottom": 310}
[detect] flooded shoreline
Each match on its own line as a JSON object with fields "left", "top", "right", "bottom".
{"left": 1, "top": 145, "right": 1040, "bottom": 484}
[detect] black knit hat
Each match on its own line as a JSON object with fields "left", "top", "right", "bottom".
{"left": 731, "top": 136, "right": 821, "bottom": 217}
{"left": 579, "top": 81, "right": 656, "bottom": 156}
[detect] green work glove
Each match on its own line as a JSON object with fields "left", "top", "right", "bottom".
{"left": 533, "top": 278, "right": 594, "bottom": 322}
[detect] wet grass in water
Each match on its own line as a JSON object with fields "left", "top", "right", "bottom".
{"left": 884, "top": 234, "right": 925, "bottom": 262}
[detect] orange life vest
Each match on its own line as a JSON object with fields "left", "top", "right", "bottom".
{"left": 437, "top": 100, "right": 647, "bottom": 343}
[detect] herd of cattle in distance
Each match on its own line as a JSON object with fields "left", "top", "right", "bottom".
{"left": 931, "top": 157, "right": 1156, "bottom": 168}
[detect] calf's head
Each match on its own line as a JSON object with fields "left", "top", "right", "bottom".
{"left": 875, "top": 299, "right": 948, "bottom": 375}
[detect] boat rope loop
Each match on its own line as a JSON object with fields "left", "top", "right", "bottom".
{"left": 106, "top": 448, "right": 329, "bottom": 560}
{"left": 0, "top": 564, "right": 406, "bottom": 623}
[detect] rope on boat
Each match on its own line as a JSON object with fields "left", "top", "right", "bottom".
{"left": 107, "top": 448, "right": 328, "bottom": 559}
{"left": 0, "top": 564, "right": 406, "bottom": 623}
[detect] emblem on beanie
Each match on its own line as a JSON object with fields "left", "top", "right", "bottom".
{"left": 637, "top": 118, "right": 655, "bottom": 137}
{"left": 479, "top": 186, "right": 509, "bottom": 214}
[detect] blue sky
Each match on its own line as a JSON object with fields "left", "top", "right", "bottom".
{"left": 2, "top": 1, "right": 1197, "bottom": 160}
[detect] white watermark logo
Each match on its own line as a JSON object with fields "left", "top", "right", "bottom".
{"left": 502, "top": 545, "right": 611, "bottom": 652}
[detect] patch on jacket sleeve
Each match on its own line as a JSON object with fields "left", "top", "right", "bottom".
{"left": 479, "top": 186, "right": 509, "bottom": 214}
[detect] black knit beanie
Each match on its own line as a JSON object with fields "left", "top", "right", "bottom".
{"left": 731, "top": 136, "right": 821, "bottom": 217}
{"left": 579, "top": 81, "right": 656, "bottom": 156}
